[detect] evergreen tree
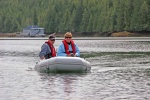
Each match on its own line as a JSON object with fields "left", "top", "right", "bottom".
{"left": 0, "top": 0, "right": 149, "bottom": 33}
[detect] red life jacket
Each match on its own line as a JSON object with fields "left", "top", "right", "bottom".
{"left": 62, "top": 40, "right": 76, "bottom": 55}
{"left": 45, "top": 41, "right": 56, "bottom": 57}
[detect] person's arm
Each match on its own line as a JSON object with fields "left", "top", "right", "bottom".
{"left": 39, "top": 44, "right": 48, "bottom": 59}
{"left": 75, "top": 44, "right": 80, "bottom": 57}
{"left": 57, "top": 44, "right": 67, "bottom": 56}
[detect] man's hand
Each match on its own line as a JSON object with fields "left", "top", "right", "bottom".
{"left": 40, "top": 56, "right": 45, "bottom": 60}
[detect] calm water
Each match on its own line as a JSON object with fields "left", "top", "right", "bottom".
{"left": 0, "top": 37, "right": 150, "bottom": 100}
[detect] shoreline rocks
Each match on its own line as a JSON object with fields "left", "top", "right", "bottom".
{"left": 0, "top": 31, "right": 150, "bottom": 37}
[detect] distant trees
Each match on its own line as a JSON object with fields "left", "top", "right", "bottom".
{"left": 0, "top": 0, "right": 149, "bottom": 33}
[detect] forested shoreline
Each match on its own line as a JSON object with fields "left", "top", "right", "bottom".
{"left": 0, "top": 0, "right": 150, "bottom": 35}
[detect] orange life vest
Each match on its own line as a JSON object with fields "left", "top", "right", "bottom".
{"left": 62, "top": 40, "right": 76, "bottom": 55}
{"left": 45, "top": 41, "right": 56, "bottom": 57}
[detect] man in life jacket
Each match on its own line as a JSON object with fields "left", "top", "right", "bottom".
{"left": 57, "top": 32, "right": 80, "bottom": 57}
{"left": 39, "top": 35, "right": 56, "bottom": 59}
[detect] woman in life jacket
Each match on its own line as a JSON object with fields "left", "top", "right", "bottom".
{"left": 57, "top": 32, "right": 80, "bottom": 57}
{"left": 39, "top": 35, "right": 56, "bottom": 60}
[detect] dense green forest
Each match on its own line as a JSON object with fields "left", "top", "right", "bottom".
{"left": 0, "top": 0, "right": 150, "bottom": 33}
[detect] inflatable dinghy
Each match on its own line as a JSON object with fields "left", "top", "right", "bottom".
{"left": 35, "top": 57, "right": 91, "bottom": 73}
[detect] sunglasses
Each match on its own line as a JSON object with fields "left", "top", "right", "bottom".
{"left": 65, "top": 37, "right": 72, "bottom": 38}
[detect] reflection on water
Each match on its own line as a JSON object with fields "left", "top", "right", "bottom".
{"left": 0, "top": 38, "right": 150, "bottom": 100}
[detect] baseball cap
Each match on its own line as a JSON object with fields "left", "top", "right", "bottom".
{"left": 49, "top": 35, "right": 55, "bottom": 41}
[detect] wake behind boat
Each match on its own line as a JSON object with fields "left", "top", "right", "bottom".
{"left": 35, "top": 57, "right": 91, "bottom": 73}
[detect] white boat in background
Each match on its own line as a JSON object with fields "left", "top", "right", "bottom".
{"left": 35, "top": 57, "right": 91, "bottom": 73}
